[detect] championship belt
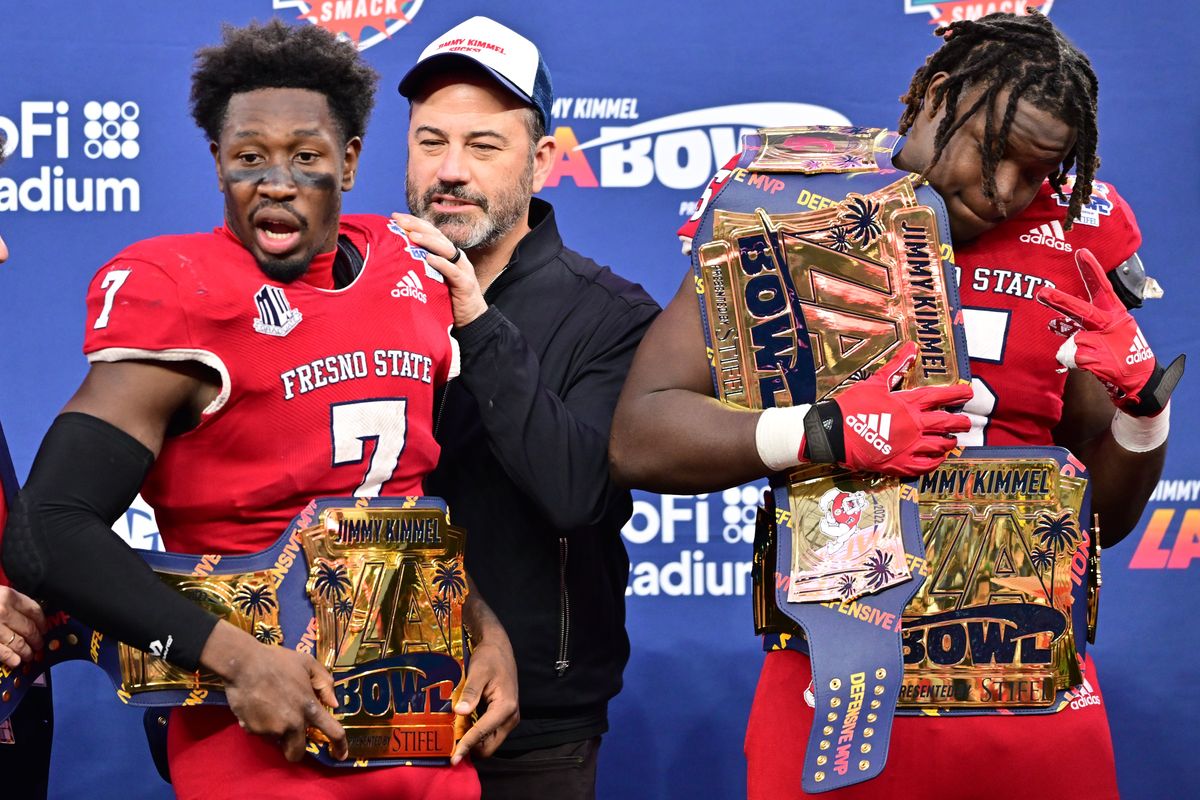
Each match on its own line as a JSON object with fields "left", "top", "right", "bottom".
{"left": 692, "top": 126, "right": 970, "bottom": 793}
{"left": 900, "top": 447, "right": 1097, "bottom": 714}
{"left": 0, "top": 496, "right": 468, "bottom": 767}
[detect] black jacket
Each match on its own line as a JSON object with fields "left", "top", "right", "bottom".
{"left": 427, "top": 199, "right": 660, "bottom": 751}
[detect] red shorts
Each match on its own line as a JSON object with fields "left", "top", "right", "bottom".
{"left": 746, "top": 649, "right": 1119, "bottom": 800}
{"left": 167, "top": 707, "right": 480, "bottom": 800}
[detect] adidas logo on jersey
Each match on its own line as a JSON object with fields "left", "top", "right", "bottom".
{"left": 1126, "top": 329, "right": 1154, "bottom": 365}
{"left": 846, "top": 413, "right": 893, "bottom": 455}
{"left": 391, "top": 270, "right": 427, "bottom": 303}
{"left": 1020, "top": 220, "right": 1073, "bottom": 252}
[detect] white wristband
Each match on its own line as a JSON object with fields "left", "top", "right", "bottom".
{"left": 1111, "top": 401, "right": 1170, "bottom": 453}
{"left": 755, "top": 404, "right": 813, "bottom": 471}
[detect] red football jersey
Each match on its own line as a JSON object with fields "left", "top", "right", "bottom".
{"left": 747, "top": 179, "right": 1138, "bottom": 799}
{"left": 954, "top": 178, "right": 1141, "bottom": 446}
{"left": 83, "top": 214, "right": 455, "bottom": 556}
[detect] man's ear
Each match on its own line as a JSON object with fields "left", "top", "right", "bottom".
{"left": 923, "top": 72, "right": 951, "bottom": 118}
{"left": 341, "top": 136, "right": 363, "bottom": 191}
{"left": 210, "top": 141, "right": 225, "bottom": 192}
{"left": 530, "top": 134, "right": 558, "bottom": 194}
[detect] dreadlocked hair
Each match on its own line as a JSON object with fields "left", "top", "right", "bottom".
{"left": 191, "top": 19, "right": 379, "bottom": 144}
{"left": 897, "top": 10, "right": 1098, "bottom": 229}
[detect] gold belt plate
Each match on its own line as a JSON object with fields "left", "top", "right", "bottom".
{"left": 118, "top": 502, "right": 467, "bottom": 761}
{"left": 696, "top": 174, "right": 963, "bottom": 411}
{"left": 900, "top": 458, "right": 1088, "bottom": 708}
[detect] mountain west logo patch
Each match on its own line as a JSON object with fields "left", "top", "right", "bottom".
{"left": 1054, "top": 179, "right": 1114, "bottom": 227}
{"left": 274, "top": 0, "right": 424, "bottom": 51}
{"left": 253, "top": 285, "right": 303, "bottom": 336}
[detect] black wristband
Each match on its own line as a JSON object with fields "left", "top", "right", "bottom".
{"left": 1, "top": 413, "right": 218, "bottom": 670}
{"left": 802, "top": 401, "right": 846, "bottom": 465}
{"left": 1125, "top": 354, "right": 1186, "bottom": 418}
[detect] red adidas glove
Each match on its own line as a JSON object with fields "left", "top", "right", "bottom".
{"left": 1036, "top": 248, "right": 1184, "bottom": 416}
{"left": 802, "top": 342, "right": 972, "bottom": 477}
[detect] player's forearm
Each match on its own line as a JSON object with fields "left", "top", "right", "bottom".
{"left": 1, "top": 413, "right": 218, "bottom": 669}
{"left": 610, "top": 386, "right": 766, "bottom": 493}
{"left": 199, "top": 618, "right": 268, "bottom": 680}
{"left": 463, "top": 574, "right": 512, "bottom": 655}
{"left": 1076, "top": 432, "right": 1166, "bottom": 548}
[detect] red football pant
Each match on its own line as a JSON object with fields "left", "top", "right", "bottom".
{"left": 746, "top": 649, "right": 1119, "bottom": 800}
{"left": 168, "top": 706, "right": 480, "bottom": 800}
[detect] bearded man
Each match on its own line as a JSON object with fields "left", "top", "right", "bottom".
{"left": 391, "top": 17, "right": 661, "bottom": 800}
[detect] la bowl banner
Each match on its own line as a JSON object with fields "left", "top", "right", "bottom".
{"left": 545, "top": 102, "right": 850, "bottom": 210}
{"left": 273, "top": 0, "right": 423, "bottom": 49}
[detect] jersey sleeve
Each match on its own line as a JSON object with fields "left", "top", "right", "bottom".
{"left": 83, "top": 258, "right": 193, "bottom": 359}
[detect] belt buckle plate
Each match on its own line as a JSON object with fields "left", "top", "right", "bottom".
{"left": 901, "top": 452, "right": 1090, "bottom": 709}
{"left": 116, "top": 497, "right": 468, "bottom": 764}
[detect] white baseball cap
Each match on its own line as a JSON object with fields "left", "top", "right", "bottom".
{"left": 397, "top": 16, "right": 554, "bottom": 128}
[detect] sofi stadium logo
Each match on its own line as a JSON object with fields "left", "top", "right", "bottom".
{"left": 544, "top": 101, "right": 850, "bottom": 199}
{"left": 274, "top": 0, "right": 423, "bottom": 50}
{"left": 904, "top": 0, "right": 1053, "bottom": 25}
{"left": 622, "top": 485, "right": 766, "bottom": 598}
{"left": 0, "top": 100, "right": 142, "bottom": 213}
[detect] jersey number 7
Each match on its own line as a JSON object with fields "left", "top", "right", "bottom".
{"left": 330, "top": 398, "right": 408, "bottom": 497}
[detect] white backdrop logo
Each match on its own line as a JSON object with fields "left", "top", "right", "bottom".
{"left": 274, "top": 0, "right": 424, "bottom": 51}
{"left": 622, "top": 485, "right": 765, "bottom": 598}
{"left": 82, "top": 101, "right": 140, "bottom": 160}
{"left": 0, "top": 99, "right": 142, "bottom": 213}
{"left": 545, "top": 102, "right": 851, "bottom": 196}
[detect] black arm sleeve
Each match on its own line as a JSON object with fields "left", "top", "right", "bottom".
{"left": 1, "top": 413, "right": 218, "bottom": 670}
{"left": 453, "top": 301, "right": 658, "bottom": 531}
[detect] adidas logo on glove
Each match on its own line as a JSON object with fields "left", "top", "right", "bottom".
{"left": 1020, "top": 220, "right": 1073, "bottom": 252}
{"left": 1127, "top": 329, "right": 1154, "bottom": 365}
{"left": 846, "top": 412, "right": 893, "bottom": 455}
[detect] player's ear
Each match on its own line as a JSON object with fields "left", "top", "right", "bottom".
{"left": 210, "top": 141, "right": 225, "bottom": 192}
{"left": 923, "top": 72, "right": 951, "bottom": 118}
{"left": 341, "top": 137, "right": 362, "bottom": 191}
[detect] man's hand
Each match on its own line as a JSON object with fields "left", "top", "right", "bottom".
{"left": 200, "top": 620, "right": 347, "bottom": 763}
{"left": 454, "top": 579, "right": 519, "bottom": 764}
{"left": 391, "top": 212, "right": 488, "bottom": 328}
{"left": 0, "top": 585, "right": 46, "bottom": 668}
{"left": 452, "top": 633, "right": 519, "bottom": 765}
{"left": 806, "top": 342, "right": 972, "bottom": 477}
{"left": 1036, "top": 248, "right": 1184, "bottom": 416}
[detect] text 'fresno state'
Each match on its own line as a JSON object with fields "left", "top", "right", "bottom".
{"left": 280, "top": 349, "right": 432, "bottom": 399}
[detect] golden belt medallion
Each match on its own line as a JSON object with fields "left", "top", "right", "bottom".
{"left": 901, "top": 454, "right": 1090, "bottom": 709}
{"left": 696, "top": 173, "right": 964, "bottom": 411}
{"left": 116, "top": 497, "right": 467, "bottom": 764}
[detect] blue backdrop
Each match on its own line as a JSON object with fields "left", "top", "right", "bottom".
{"left": 1, "top": 1, "right": 1197, "bottom": 798}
